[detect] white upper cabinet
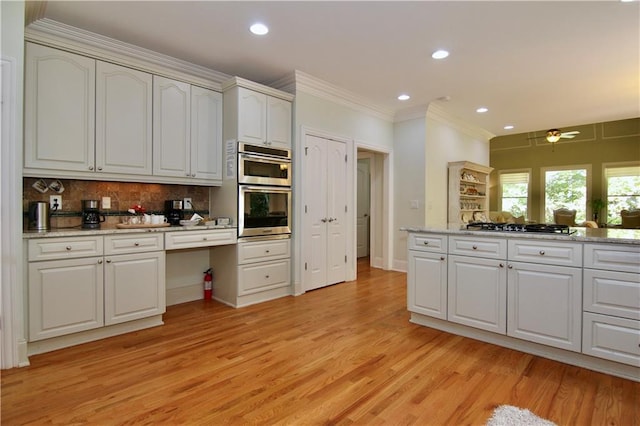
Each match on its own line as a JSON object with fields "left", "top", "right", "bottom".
{"left": 96, "top": 61, "right": 152, "bottom": 175}
{"left": 153, "top": 76, "right": 191, "bottom": 178}
{"left": 225, "top": 83, "right": 292, "bottom": 149}
{"left": 267, "top": 96, "right": 292, "bottom": 149}
{"left": 153, "top": 77, "right": 222, "bottom": 181}
{"left": 191, "top": 85, "right": 223, "bottom": 181}
{"left": 25, "top": 43, "right": 96, "bottom": 172}
{"left": 237, "top": 88, "right": 268, "bottom": 145}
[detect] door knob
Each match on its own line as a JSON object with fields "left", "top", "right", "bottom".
{"left": 321, "top": 218, "right": 327, "bottom": 223}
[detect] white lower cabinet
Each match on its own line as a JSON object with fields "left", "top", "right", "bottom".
{"left": 104, "top": 251, "right": 165, "bottom": 325}
{"left": 507, "top": 261, "right": 582, "bottom": 352}
{"left": 408, "top": 251, "right": 447, "bottom": 320}
{"left": 448, "top": 254, "right": 507, "bottom": 333}
{"left": 239, "top": 258, "right": 290, "bottom": 296}
{"left": 582, "top": 312, "right": 640, "bottom": 367}
{"left": 28, "top": 234, "right": 165, "bottom": 342}
{"left": 29, "top": 256, "right": 104, "bottom": 341}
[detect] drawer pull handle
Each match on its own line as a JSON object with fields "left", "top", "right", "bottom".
{"left": 539, "top": 250, "right": 545, "bottom": 255}
{"left": 134, "top": 242, "right": 140, "bottom": 246}
{"left": 472, "top": 245, "right": 478, "bottom": 250}
{"left": 440, "top": 256, "right": 445, "bottom": 261}
{"left": 66, "top": 246, "right": 72, "bottom": 251}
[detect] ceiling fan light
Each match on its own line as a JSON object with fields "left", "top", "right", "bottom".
{"left": 546, "top": 129, "right": 562, "bottom": 143}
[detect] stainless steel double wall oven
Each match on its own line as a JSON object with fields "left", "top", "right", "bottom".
{"left": 237, "top": 143, "right": 292, "bottom": 238}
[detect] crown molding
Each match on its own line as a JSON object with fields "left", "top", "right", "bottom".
{"left": 222, "top": 76, "right": 294, "bottom": 101}
{"left": 272, "top": 70, "right": 395, "bottom": 123}
{"left": 25, "top": 1, "right": 47, "bottom": 26}
{"left": 24, "top": 19, "right": 230, "bottom": 91}
{"left": 427, "top": 103, "right": 495, "bottom": 141}
{"left": 394, "top": 105, "right": 429, "bottom": 123}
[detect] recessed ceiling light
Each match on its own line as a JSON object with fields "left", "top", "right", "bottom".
{"left": 503, "top": 125, "right": 515, "bottom": 130}
{"left": 476, "top": 107, "right": 489, "bottom": 113}
{"left": 431, "top": 49, "right": 449, "bottom": 60}
{"left": 250, "top": 23, "right": 269, "bottom": 35}
{"left": 398, "top": 94, "right": 410, "bottom": 101}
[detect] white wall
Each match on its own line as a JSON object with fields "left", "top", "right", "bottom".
{"left": 392, "top": 117, "right": 426, "bottom": 269}
{"left": 292, "top": 90, "right": 394, "bottom": 293}
{"left": 425, "top": 110, "right": 490, "bottom": 228}
{"left": 1, "top": 0, "right": 26, "bottom": 368}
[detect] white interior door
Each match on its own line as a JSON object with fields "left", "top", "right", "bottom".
{"left": 357, "top": 158, "right": 371, "bottom": 258}
{"left": 304, "top": 135, "right": 347, "bottom": 291}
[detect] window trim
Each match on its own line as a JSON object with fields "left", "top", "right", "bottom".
{"left": 602, "top": 161, "right": 640, "bottom": 224}
{"left": 498, "top": 168, "right": 531, "bottom": 219}
{"left": 540, "top": 164, "right": 592, "bottom": 223}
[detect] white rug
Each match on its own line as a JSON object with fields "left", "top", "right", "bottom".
{"left": 486, "top": 405, "right": 557, "bottom": 426}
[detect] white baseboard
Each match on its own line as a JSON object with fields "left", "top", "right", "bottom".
{"left": 392, "top": 259, "right": 407, "bottom": 272}
{"left": 371, "top": 256, "right": 383, "bottom": 269}
{"left": 166, "top": 284, "right": 203, "bottom": 306}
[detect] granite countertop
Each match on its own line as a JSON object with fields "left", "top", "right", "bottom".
{"left": 401, "top": 225, "right": 640, "bottom": 245}
{"left": 23, "top": 224, "right": 237, "bottom": 239}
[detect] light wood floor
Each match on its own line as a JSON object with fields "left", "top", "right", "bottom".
{"left": 2, "top": 258, "right": 639, "bottom": 425}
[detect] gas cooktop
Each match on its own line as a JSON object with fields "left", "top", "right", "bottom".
{"left": 466, "top": 222, "right": 575, "bottom": 235}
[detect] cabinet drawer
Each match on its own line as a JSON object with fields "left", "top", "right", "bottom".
{"left": 104, "top": 233, "right": 164, "bottom": 255}
{"left": 582, "top": 312, "right": 640, "bottom": 367}
{"left": 239, "top": 259, "right": 290, "bottom": 296}
{"left": 584, "top": 244, "right": 640, "bottom": 274}
{"left": 507, "top": 239, "right": 582, "bottom": 267}
{"left": 165, "top": 229, "right": 237, "bottom": 250}
{"left": 583, "top": 269, "right": 640, "bottom": 320}
{"left": 409, "top": 233, "right": 447, "bottom": 253}
{"left": 449, "top": 236, "right": 506, "bottom": 259}
{"left": 28, "top": 236, "right": 103, "bottom": 261}
{"left": 238, "top": 238, "right": 290, "bottom": 264}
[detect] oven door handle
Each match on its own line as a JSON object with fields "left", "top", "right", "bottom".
{"left": 239, "top": 152, "right": 291, "bottom": 164}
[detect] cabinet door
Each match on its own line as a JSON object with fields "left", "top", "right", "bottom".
{"left": 191, "top": 86, "right": 222, "bottom": 180}
{"left": 24, "top": 43, "right": 96, "bottom": 172}
{"left": 153, "top": 76, "right": 191, "bottom": 177}
{"left": 408, "top": 251, "right": 447, "bottom": 319}
{"left": 507, "top": 261, "right": 582, "bottom": 352}
{"left": 104, "top": 252, "right": 166, "bottom": 325}
{"left": 29, "top": 257, "right": 104, "bottom": 341}
{"left": 267, "top": 96, "right": 291, "bottom": 148}
{"left": 96, "top": 61, "right": 152, "bottom": 175}
{"left": 237, "top": 87, "right": 267, "bottom": 144}
{"left": 448, "top": 255, "right": 507, "bottom": 333}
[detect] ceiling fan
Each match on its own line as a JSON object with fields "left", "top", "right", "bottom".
{"left": 529, "top": 129, "right": 581, "bottom": 143}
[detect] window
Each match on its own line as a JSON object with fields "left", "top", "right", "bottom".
{"left": 499, "top": 170, "right": 530, "bottom": 218}
{"left": 543, "top": 166, "right": 590, "bottom": 223}
{"left": 604, "top": 164, "right": 640, "bottom": 224}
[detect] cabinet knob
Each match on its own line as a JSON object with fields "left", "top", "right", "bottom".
{"left": 203, "top": 237, "right": 208, "bottom": 241}
{"left": 539, "top": 250, "right": 545, "bottom": 256}
{"left": 106, "top": 259, "right": 111, "bottom": 263}
{"left": 265, "top": 275, "right": 270, "bottom": 279}
{"left": 97, "top": 166, "right": 103, "bottom": 171}
{"left": 134, "top": 242, "right": 139, "bottom": 246}
{"left": 98, "top": 259, "right": 103, "bottom": 264}
{"left": 192, "top": 173, "right": 196, "bottom": 177}
{"left": 423, "top": 241, "right": 429, "bottom": 245}
{"left": 88, "top": 166, "right": 94, "bottom": 171}
{"left": 66, "top": 246, "right": 72, "bottom": 251}
{"left": 499, "top": 263, "right": 504, "bottom": 268}
{"left": 472, "top": 245, "right": 478, "bottom": 250}
{"left": 186, "top": 173, "right": 191, "bottom": 177}
{"left": 265, "top": 249, "right": 270, "bottom": 253}
{"left": 440, "top": 256, "right": 445, "bottom": 261}
{"left": 508, "top": 264, "right": 513, "bottom": 269}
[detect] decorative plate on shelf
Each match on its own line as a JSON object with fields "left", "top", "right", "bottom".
{"left": 461, "top": 213, "right": 472, "bottom": 223}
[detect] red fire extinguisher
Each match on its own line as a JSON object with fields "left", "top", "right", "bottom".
{"left": 203, "top": 268, "right": 213, "bottom": 300}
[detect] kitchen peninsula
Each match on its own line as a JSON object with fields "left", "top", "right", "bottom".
{"left": 404, "top": 226, "right": 640, "bottom": 381}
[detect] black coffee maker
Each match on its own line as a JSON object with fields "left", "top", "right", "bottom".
{"left": 165, "top": 200, "right": 184, "bottom": 225}
{"left": 82, "top": 199, "right": 105, "bottom": 229}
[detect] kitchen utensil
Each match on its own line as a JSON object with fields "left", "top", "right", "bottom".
{"left": 28, "top": 201, "right": 50, "bottom": 231}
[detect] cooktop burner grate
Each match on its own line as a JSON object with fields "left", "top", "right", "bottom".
{"left": 466, "top": 222, "right": 574, "bottom": 234}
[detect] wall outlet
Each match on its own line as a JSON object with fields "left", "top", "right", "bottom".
{"left": 183, "top": 198, "right": 193, "bottom": 209}
{"left": 50, "top": 195, "right": 62, "bottom": 210}
{"left": 102, "top": 196, "right": 111, "bottom": 209}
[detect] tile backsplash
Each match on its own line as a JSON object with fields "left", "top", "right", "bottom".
{"left": 24, "top": 178, "right": 210, "bottom": 228}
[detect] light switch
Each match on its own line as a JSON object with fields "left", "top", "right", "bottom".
{"left": 102, "top": 196, "right": 111, "bottom": 209}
